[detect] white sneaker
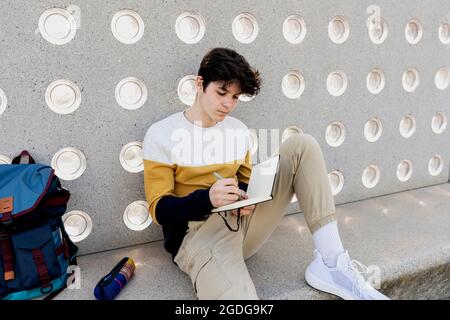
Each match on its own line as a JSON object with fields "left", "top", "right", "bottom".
{"left": 305, "top": 250, "right": 390, "bottom": 300}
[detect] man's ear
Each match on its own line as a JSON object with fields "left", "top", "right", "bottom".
{"left": 196, "top": 76, "right": 204, "bottom": 91}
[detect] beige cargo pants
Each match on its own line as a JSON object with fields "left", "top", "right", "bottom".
{"left": 174, "top": 133, "right": 337, "bottom": 299}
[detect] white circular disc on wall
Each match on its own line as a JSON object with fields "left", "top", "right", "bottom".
{"left": 249, "top": 129, "right": 259, "bottom": 156}
{"left": 434, "top": 67, "right": 450, "bottom": 90}
{"left": 115, "top": 77, "right": 148, "bottom": 110}
{"left": 175, "top": 12, "right": 206, "bottom": 44}
{"left": 45, "top": 79, "right": 81, "bottom": 114}
{"left": 328, "top": 16, "right": 350, "bottom": 44}
{"left": 283, "top": 15, "right": 307, "bottom": 44}
{"left": 282, "top": 125, "right": 303, "bottom": 144}
{"left": 325, "top": 121, "right": 346, "bottom": 147}
{"left": 397, "top": 160, "right": 413, "bottom": 182}
{"left": 362, "top": 164, "right": 380, "bottom": 189}
{"left": 438, "top": 21, "right": 450, "bottom": 44}
{"left": 399, "top": 115, "right": 416, "bottom": 138}
{"left": 51, "top": 147, "right": 87, "bottom": 181}
{"left": 120, "top": 141, "right": 144, "bottom": 173}
{"left": 364, "top": 117, "right": 383, "bottom": 142}
{"left": 368, "top": 17, "right": 388, "bottom": 44}
{"left": 123, "top": 200, "right": 152, "bottom": 231}
{"left": 328, "top": 170, "right": 344, "bottom": 195}
{"left": 63, "top": 210, "right": 92, "bottom": 242}
{"left": 239, "top": 94, "right": 255, "bottom": 102}
{"left": 178, "top": 75, "right": 197, "bottom": 106}
{"left": 0, "top": 155, "right": 12, "bottom": 164}
{"left": 38, "top": 8, "right": 77, "bottom": 45}
{"left": 367, "top": 68, "right": 385, "bottom": 94}
{"left": 282, "top": 71, "right": 305, "bottom": 99}
{"left": 405, "top": 18, "right": 423, "bottom": 44}
{"left": 0, "top": 88, "right": 7, "bottom": 116}
{"left": 428, "top": 154, "right": 444, "bottom": 176}
{"left": 402, "top": 68, "right": 420, "bottom": 92}
{"left": 431, "top": 112, "right": 447, "bottom": 134}
{"left": 232, "top": 13, "right": 259, "bottom": 44}
{"left": 111, "top": 10, "right": 145, "bottom": 44}
{"left": 327, "top": 71, "right": 348, "bottom": 96}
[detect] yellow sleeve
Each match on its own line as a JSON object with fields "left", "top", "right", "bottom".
{"left": 236, "top": 150, "right": 252, "bottom": 185}
{"left": 144, "top": 159, "right": 176, "bottom": 225}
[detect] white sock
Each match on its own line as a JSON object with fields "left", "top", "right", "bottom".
{"left": 312, "top": 220, "right": 345, "bottom": 268}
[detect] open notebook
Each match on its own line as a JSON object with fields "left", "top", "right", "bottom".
{"left": 211, "top": 155, "right": 280, "bottom": 213}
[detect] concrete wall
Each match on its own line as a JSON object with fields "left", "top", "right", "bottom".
{"left": 0, "top": 0, "right": 449, "bottom": 254}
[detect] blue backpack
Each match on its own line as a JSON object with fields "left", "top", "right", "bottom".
{"left": 0, "top": 151, "right": 78, "bottom": 300}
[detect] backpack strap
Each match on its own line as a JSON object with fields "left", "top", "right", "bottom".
{"left": 0, "top": 197, "right": 15, "bottom": 281}
{"left": 43, "top": 183, "right": 70, "bottom": 207}
{"left": 0, "top": 231, "right": 15, "bottom": 281}
{"left": 59, "top": 219, "right": 78, "bottom": 265}
{"left": 12, "top": 150, "right": 36, "bottom": 164}
{"left": 32, "top": 248, "right": 53, "bottom": 294}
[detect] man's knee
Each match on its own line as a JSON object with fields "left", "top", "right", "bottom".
{"left": 281, "top": 133, "right": 320, "bottom": 154}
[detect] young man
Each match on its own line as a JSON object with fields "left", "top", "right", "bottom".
{"left": 143, "top": 48, "right": 390, "bottom": 300}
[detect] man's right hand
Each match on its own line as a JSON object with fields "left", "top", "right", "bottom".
{"left": 209, "top": 178, "right": 246, "bottom": 208}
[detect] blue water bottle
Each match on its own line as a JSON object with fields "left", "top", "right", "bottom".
{"left": 93, "top": 257, "right": 135, "bottom": 300}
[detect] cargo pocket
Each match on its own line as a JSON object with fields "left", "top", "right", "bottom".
{"left": 191, "top": 249, "right": 232, "bottom": 300}
{"left": 11, "top": 223, "right": 61, "bottom": 291}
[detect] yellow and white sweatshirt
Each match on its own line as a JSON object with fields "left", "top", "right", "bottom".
{"left": 143, "top": 111, "right": 252, "bottom": 257}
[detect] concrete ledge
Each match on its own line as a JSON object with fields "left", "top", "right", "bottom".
{"left": 55, "top": 183, "right": 450, "bottom": 300}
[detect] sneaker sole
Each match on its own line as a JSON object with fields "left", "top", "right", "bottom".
{"left": 305, "top": 267, "right": 357, "bottom": 300}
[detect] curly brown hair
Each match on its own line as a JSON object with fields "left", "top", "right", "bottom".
{"left": 198, "top": 48, "right": 262, "bottom": 97}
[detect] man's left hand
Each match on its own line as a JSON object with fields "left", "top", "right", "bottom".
{"left": 231, "top": 194, "right": 255, "bottom": 216}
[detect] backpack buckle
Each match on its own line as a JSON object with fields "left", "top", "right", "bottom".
{"left": 0, "top": 197, "right": 13, "bottom": 227}
{"left": 41, "top": 283, "right": 53, "bottom": 294}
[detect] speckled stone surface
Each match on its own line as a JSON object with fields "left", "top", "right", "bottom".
{"left": 1, "top": 0, "right": 449, "bottom": 255}
{"left": 53, "top": 182, "right": 450, "bottom": 300}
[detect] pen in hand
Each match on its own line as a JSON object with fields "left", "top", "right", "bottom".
{"left": 213, "top": 172, "right": 244, "bottom": 200}
{"left": 213, "top": 172, "right": 224, "bottom": 180}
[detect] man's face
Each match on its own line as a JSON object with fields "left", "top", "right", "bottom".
{"left": 195, "top": 77, "right": 241, "bottom": 123}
